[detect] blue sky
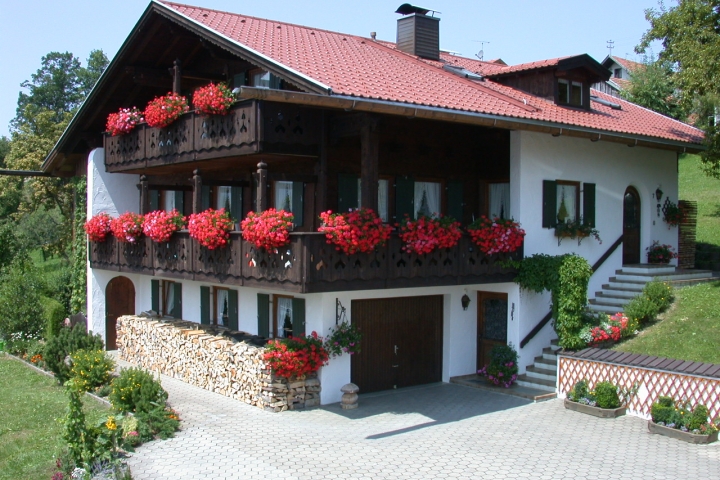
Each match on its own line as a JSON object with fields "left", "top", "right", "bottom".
{"left": 0, "top": 0, "right": 661, "bottom": 139}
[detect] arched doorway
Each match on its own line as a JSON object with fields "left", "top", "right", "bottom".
{"left": 623, "top": 187, "right": 641, "bottom": 264}
{"left": 105, "top": 276, "right": 135, "bottom": 350}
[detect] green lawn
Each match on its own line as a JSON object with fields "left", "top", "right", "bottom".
{"left": 612, "top": 281, "right": 720, "bottom": 364}
{"left": 679, "top": 154, "right": 720, "bottom": 260}
{"left": 0, "top": 355, "right": 110, "bottom": 480}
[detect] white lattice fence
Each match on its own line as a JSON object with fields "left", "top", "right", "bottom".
{"left": 558, "top": 356, "right": 720, "bottom": 420}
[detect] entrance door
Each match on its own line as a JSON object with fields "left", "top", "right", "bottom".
{"left": 105, "top": 276, "right": 135, "bottom": 350}
{"left": 476, "top": 292, "right": 508, "bottom": 371}
{"left": 623, "top": 187, "right": 641, "bottom": 264}
{"left": 351, "top": 296, "right": 443, "bottom": 393}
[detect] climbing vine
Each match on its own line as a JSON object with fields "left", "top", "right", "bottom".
{"left": 70, "top": 177, "right": 87, "bottom": 314}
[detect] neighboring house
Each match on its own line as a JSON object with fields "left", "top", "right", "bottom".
{"left": 42, "top": 1, "right": 703, "bottom": 404}
{"left": 593, "top": 55, "right": 645, "bottom": 97}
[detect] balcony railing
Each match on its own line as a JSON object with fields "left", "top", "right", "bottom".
{"left": 90, "top": 232, "right": 519, "bottom": 293}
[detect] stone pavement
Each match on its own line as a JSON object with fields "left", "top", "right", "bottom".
{"left": 123, "top": 361, "right": 720, "bottom": 480}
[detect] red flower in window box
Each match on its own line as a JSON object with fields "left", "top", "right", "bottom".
{"left": 105, "top": 107, "right": 144, "bottom": 136}
{"left": 397, "top": 215, "right": 462, "bottom": 255}
{"left": 142, "top": 209, "right": 185, "bottom": 243}
{"left": 240, "top": 208, "right": 294, "bottom": 252}
{"left": 318, "top": 208, "right": 392, "bottom": 255}
{"left": 263, "top": 332, "right": 329, "bottom": 379}
{"left": 192, "top": 83, "right": 236, "bottom": 116}
{"left": 186, "top": 208, "right": 234, "bottom": 250}
{"left": 143, "top": 93, "right": 189, "bottom": 128}
{"left": 110, "top": 212, "right": 144, "bottom": 243}
{"left": 467, "top": 216, "right": 525, "bottom": 255}
{"left": 84, "top": 213, "right": 113, "bottom": 242}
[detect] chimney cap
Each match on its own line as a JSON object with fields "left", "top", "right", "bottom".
{"left": 395, "top": 4, "right": 439, "bottom": 16}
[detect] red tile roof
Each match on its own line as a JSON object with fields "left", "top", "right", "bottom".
{"left": 612, "top": 56, "right": 644, "bottom": 73}
{"left": 161, "top": 1, "right": 703, "bottom": 146}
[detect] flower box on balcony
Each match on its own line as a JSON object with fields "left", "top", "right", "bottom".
{"left": 647, "top": 421, "right": 718, "bottom": 444}
{"left": 563, "top": 398, "right": 626, "bottom": 418}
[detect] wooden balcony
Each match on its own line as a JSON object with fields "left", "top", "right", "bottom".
{"left": 103, "top": 100, "right": 321, "bottom": 172}
{"left": 89, "top": 232, "right": 520, "bottom": 293}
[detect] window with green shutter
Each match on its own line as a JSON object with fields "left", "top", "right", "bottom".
{"left": 582, "top": 183, "right": 596, "bottom": 227}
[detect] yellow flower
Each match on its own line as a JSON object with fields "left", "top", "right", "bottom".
{"left": 106, "top": 416, "right": 117, "bottom": 430}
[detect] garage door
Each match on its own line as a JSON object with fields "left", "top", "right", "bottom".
{"left": 351, "top": 295, "right": 443, "bottom": 393}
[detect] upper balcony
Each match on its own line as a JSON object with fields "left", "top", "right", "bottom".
{"left": 89, "top": 232, "right": 519, "bottom": 293}
{"left": 103, "top": 100, "right": 322, "bottom": 173}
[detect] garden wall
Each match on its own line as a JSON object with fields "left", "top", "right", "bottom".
{"left": 558, "top": 349, "right": 720, "bottom": 420}
{"left": 117, "top": 315, "right": 320, "bottom": 412}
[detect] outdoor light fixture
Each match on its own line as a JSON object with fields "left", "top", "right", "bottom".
{"left": 461, "top": 294, "right": 471, "bottom": 310}
{"left": 655, "top": 187, "right": 664, "bottom": 216}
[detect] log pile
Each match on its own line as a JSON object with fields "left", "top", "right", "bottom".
{"left": 117, "top": 315, "right": 321, "bottom": 412}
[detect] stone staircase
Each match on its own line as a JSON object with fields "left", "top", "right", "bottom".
{"left": 516, "top": 340, "right": 560, "bottom": 393}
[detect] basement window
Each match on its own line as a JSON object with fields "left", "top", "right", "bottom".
{"left": 558, "top": 79, "right": 583, "bottom": 107}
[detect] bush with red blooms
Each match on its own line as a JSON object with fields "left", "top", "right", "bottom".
{"left": 84, "top": 213, "right": 113, "bottom": 242}
{"left": 263, "top": 332, "right": 329, "bottom": 379}
{"left": 397, "top": 215, "right": 462, "bottom": 255}
{"left": 144, "top": 93, "right": 189, "bottom": 128}
{"left": 142, "top": 209, "right": 185, "bottom": 243}
{"left": 192, "top": 82, "right": 236, "bottom": 116}
{"left": 240, "top": 208, "right": 294, "bottom": 251}
{"left": 467, "top": 216, "right": 525, "bottom": 255}
{"left": 110, "top": 212, "right": 144, "bottom": 243}
{"left": 318, "top": 208, "right": 392, "bottom": 255}
{"left": 186, "top": 208, "right": 234, "bottom": 250}
{"left": 105, "top": 107, "right": 144, "bottom": 136}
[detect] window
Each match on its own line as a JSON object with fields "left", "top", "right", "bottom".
{"left": 151, "top": 279, "right": 182, "bottom": 318}
{"left": 200, "top": 286, "right": 238, "bottom": 329}
{"left": 613, "top": 68, "right": 622, "bottom": 79}
{"left": 558, "top": 79, "right": 583, "bottom": 107}
{"left": 273, "top": 180, "right": 304, "bottom": 226}
{"left": 488, "top": 182, "right": 510, "bottom": 219}
{"left": 542, "top": 180, "right": 596, "bottom": 228}
{"left": 201, "top": 185, "right": 242, "bottom": 229}
{"left": 256, "top": 294, "right": 305, "bottom": 339}
{"left": 150, "top": 189, "right": 185, "bottom": 215}
{"left": 414, "top": 181, "right": 441, "bottom": 218}
{"left": 395, "top": 176, "right": 460, "bottom": 221}
{"left": 355, "top": 178, "right": 391, "bottom": 222}
{"left": 556, "top": 181, "right": 579, "bottom": 224}
{"left": 251, "top": 71, "right": 281, "bottom": 89}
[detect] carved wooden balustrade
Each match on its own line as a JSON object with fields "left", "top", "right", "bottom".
{"left": 90, "top": 232, "right": 519, "bottom": 293}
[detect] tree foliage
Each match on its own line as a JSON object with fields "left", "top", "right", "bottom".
{"left": 620, "top": 58, "right": 685, "bottom": 120}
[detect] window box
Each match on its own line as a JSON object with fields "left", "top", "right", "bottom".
{"left": 563, "top": 398, "right": 626, "bottom": 418}
{"left": 648, "top": 421, "right": 718, "bottom": 444}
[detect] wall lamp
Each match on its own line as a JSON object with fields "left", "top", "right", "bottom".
{"left": 461, "top": 293, "right": 471, "bottom": 310}
{"left": 655, "top": 186, "right": 664, "bottom": 216}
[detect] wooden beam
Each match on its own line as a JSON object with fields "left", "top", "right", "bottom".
{"left": 192, "top": 169, "right": 203, "bottom": 214}
{"left": 360, "top": 114, "right": 379, "bottom": 212}
{"left": 256, "top": 161, "right": 268, "bottom": 212}
{"left": 139, "top": 175, "right": 150, "bottom": 214}
{"left": 316, "top": 111, "right": 328, "bottom": 214}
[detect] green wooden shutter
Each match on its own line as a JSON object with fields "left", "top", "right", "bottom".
{"left": 174, "top": 190, "right": 185, "bottom": 215}
{"left": 291, "top": 298, "right": 305, "bottom": 337}
{"left": 150, "top": 190, "right": 160, "bottom": 211}
{"left": 201, "top": 186, "right": 211, "bottom": 211}
{"left": 395, "top": 176, "right": 415, "bottom": 221}
{"left": 151, "top": 279, "right": 159, "bottom": 313}
{"left": 170, "top": 282, "right": 182, "bottom": 319}
{"left": 338, "top": 173, "right": 359, "bottom": 213}
{"left": 447, "top": 180, "right": 464, "bottom": 221}
{"left": 542, "top": 180, "right": 557, "bottom": 228}
{"left": 200, "top": 286, "right": 210, "bottom": 325}
{"left": 257, "top": 293, "right": 270, "bottom": 338}
{"left": 292, "top": 181, "right": 304, "bottom": 227}
{"left": 230, "top": 187, "right": 242, "bottom": 229}
{"left": 583, "top": 182, "right": 596, "bottom": 228}
{"left": 228, "top": 289, "right": 239, "bottom": 331}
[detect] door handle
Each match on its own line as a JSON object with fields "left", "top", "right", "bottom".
{"left": 394, "top": 345, "right": 399, "bottom": 355}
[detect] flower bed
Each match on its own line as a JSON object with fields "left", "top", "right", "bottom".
{"left": 144, "top": 92, "right": 189, "bottom": 128}
{"left": 142, "top": 209, "right": 185, "bottom": 243}
{"left": 467, "top": 216, "right": 525, "bottom": 254}
{"left": 187, "top": 208, "right": 234, "bottom": 249}
{"left": 564, "top": 379, "right": 626, "bottom": 418}
{"left": 397, "top": 215, "right": 462, "bottom": 255}
{"left": 647, "top": 241, "right": 678, "bottom": 264}
{"left": 84, "top": 213, "right": 113, "bottom": 242}
{"left": 110, "top": 212, "right": 144, "bottom": 243}
{"left": 318, "top": 208, "right": 392, "bottom": 255}
{"left": 264, "top": 332, "right": 329, "bottom": 379}
{"left": 649, "top": 395, "right": 718, "bottom": 443}
{"left": 192, "top": 82, "right": 235, "bottom": 115}
{"left": 240, "top": 208, "right": 294, "bottom": 251}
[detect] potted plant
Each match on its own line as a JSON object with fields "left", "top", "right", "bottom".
{"left": 662, "top": 200, "right": 684, "bottom": 228}
{"left": 144, "top": 92, "right": 189, "bottom": 128}
{"left": 192, "top": 83, "right": 236, "bottom": 116}
{"left": 477, "top": 343, "right": 519, "bottom": 388}
{"left": 110, "top": 212, "right": 144, "bottom": 243}
{"left": 240, "top": 208, "right": 294, "bottom": 252}
{"left": 263, "top": 332, "right": 329, "bottom": 379}
{"left": 564, "top": 379, "right": 626, "bottom": 418}
{"left": 324, "top": 321, "right": 362, "bottom": 357}
{"left": 142, "top": 209, "right": 185, "bottom": 243}
{"left": 318, "top": 208, "right": 392, "bottom": 255}
{"left": 84, "top": 213, "right": 113, "bottom": 242}
{"left": 105, "top": 107, "right": 144, "bottom": 136}
{"left": 554, "top": 218, "right": 601, "bottom": 245}
{"left": 467, "top": 216, "right": 525, "bottom": 255}
{"left": 397, "top": 214, "right": 462, "bottom": 255}
{"left": 187, "top": 208, "right": 234, "bottom": 250}
{"left": 646, "top": 241, "right": 678, "bottom": 264}
{"left": 649, "top": 395, "right": 719, "bottom": 444}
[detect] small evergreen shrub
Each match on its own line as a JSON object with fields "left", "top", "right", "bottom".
{"left": 624, "top": 295, "right": 659, "bottom": 326}
{"left": 568, "top": 379, "right": 589, "bottom": 402}
{"left": 41, "top": 296, "right": 67, "bottom": 339}
{"left": 594, "top": 381, "right": 621, "bottom": 409}
{"left": 0, "top": 256, "right": 45, "bottom": 351}
{"left": 650, "top": 395, "right": 675, "bottom": 424}
{"left": 688, "top": 405, "right": 710, "bottom": 431}
{"left": 44, "top": 324, "right": 104, "bottom": 384}
{"left": 70, "top": 349, "right": 115, "bottom": 392}
{"left": 109, "top": 367, "right": 168, "bottom": 414}
{"left": 643, "top": 279, "right": 674, "bottom": 312}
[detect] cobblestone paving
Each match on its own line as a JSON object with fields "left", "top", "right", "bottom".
{"left": 125, "top": 364, "right": 720, "bottom": 480}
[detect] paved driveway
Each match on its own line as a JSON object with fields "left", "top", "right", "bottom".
{"left": 126, "top": 366, "right": 720, "bottom": 479}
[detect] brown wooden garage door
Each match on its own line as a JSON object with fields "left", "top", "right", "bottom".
{"left": 351, "top": 295, "right": 443, "bottom": 393}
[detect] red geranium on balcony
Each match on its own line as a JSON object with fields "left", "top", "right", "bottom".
{"left": 467, "top": 216, "right": 525, "bottom": 255}
{"left": 105, "top": 107, "right": 144, "bottom": 136}
{"left": 318, "top": 208, "right": 392, "bottom": 255}
{"left": 240, "top": 208, "right": 294, "bottom": 252}
{"left": 144, "top": 92, "right": 189, "bottom": 128}
{"left": 84, "top": 213, "right": 113, "bottom": 242}
{"left": 142, "top": 209, "right": 185, "bottom": 243}
{"left": 187, "top": 208, "right": 234, "bottom": 250}
{"left": 397, "top": 215, "right": 462, "bottom": 255}
{"left": 192, "top": 83, "right": 236, "bottom": 116}
{"left": 110, "top": 212, "right": 144, "bottom": 243}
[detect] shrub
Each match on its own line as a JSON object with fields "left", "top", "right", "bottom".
{"left": 0, "top": 256, "right": 44, "bottom": 351}
{"left": 568, "top": 379, "right": 589, "bottom": 402}
{"left": 70, "top": 349, "right": 115, "bottom": 393}
{"left": 594, "top": 381, "right": 620, "bottom": 409}
{"left": 650, "top": 395, "right": 675, "bottom": 424}
{"left": 688, "top": 404, "right": 710, "bottom": 431}
{"left": 477, "top": 343, "right": 519, "bottom": 388}
{"left": 41, "top": 296, "right": 67, "bottom": 339}
{"left": 44, "top": 324, "right": 104, "bottom": 384}
{"left": 135, "top": 405, "right": 181, "bottom": 441}
{"left": 624, "top": 294, "right": 660, "bottom": 326}
{"left": 109, "top": 367, "right": 168, "bottom": 414}
{"left": 643, "top": 279, "right": 674, "bottom": 312}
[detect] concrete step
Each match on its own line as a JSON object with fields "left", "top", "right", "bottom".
{"left": 598, "top": 286, "right": 642, "bottom": 298}
{"left": 450, "top": 374, "right": 556, "bottom": 402}
{"left": 608, "top": 278, "right": 648, "bottom": 290}
{"left": 515, "top": 373, "right": 556, "bottom": 393}
{"left": 525, "top": 365, "right": 557, "bottom": 382}
{"left": 590, "top": 294, "right": 632, "bottom": 307}
{"left": 616, "top": 271, "right": 712, "bottom": 283}
{"left": 542, "top": 347, "right": 559, "bottom": 361}
{"left": 587, "top": 303, "right": 624, "bottom": 315}
{"left": 619, "top": 265, "right": 676, "bottom": 275}
{"left": 532, "top": 356, "right": 557, "bottom": 373}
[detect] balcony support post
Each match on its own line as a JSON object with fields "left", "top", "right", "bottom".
{"left": 172, "top": 59, "right": 182, "bottom": 94}
{"left": 360, "top": 115, "right": 379, "bottom": 212}
{"left": 256, "top": 161, "right": 268, "bottom": 212}
{"left": 139, "top": 175, "right": 149, "bottom": 214}
{"left": 192, "top": 169, "right": 203, "bottom": 213}
{"left": 315, "top": 111, "right": 328, "bottom": 214}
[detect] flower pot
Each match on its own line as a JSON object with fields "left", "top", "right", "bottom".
{"left": 647, "top": 421, "right": 719, "bottom": 444}
{"left": 563, "top": 398, "right": 626, "bottom": 418}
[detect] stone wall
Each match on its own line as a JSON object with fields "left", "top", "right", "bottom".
{"left": 117, "top": 315, "right": 320, "bottom": 412}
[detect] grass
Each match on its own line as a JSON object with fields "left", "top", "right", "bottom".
{"left": 0, "top": 355, "right": 110, "bottom": 480}
{"left": 679, "top": 153, "right": 720, "bottom": 246}
{"left": 612, "top": 281, "right": 720, "bottom": 364}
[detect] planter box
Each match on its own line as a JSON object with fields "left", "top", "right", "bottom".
{"left": 647, "top": 421, "right": 719, "bottom": 444}
{"left": 563, "top": 398, "right": 626, "bottom": 418}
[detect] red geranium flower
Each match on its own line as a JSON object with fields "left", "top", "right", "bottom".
{"left": 187, "top": 208, "right": 234, "bottom": 249}
{"left": 106, "top": 107, "right": 144, "bottom": 136}
{"left": 142, "top": 209, "right": 185, "bottom": 243}
{"left": 318, "top": 208, "right": 392, "bottom": 255}
{"left": 240, "top": 208, "right": 294, "bottom": 252}
{"left": 144, "top": 93, "right": 189, "bottom": 128}
{"left": 192, "top": 83, "right": 235, "bottom": 116}
{"left": 467, "top": 216, "right": 525, "bottom": 255}
{"left": 84, "top": 213, "right": 113, "bottom": 242}
{"left": 110, "top": 212, "right": 144, "bottom": 243}
{"left": 397, "top": 215, "right": 462, "bottom": 255}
